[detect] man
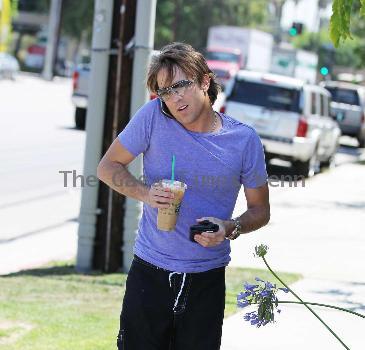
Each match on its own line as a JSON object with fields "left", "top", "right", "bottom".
{"left": 97, "top": 42, "right": 270, "bottom": 350}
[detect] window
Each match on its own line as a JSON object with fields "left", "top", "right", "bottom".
{"left": 228, "top": 80, "right": 302, "bottom": 112}
{"left": 311, "top": 92, "right": 317, "bottom": 114}
{"left": 319, "top": 94, "right": 325, "bottom": 116}
{"left": 325, "top": 87, "right": 360, "bottom": 106}
{"left": 321, "top": 94, "right": 330, "bottom": 116}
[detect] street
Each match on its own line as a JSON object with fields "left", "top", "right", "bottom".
{"left": 0, "top": 74, "right": 85, "bottom": 270}
{"left": 0, "top": 74, "right": 364, "bottom": 277}
{"left": 1, "top": 74, "right": 364, "bottom": 349}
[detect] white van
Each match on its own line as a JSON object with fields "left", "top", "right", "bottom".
{"left": 224, "top": 70, "right": 341, "bottom": 177}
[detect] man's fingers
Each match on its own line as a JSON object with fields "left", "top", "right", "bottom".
{"left": 152, "top": 188, "right": 174, "bottom": 198}
{"left": 200, "top": 232, "right": 217, "bottom": 239}
{"left": 194, "top": 231, "right": 225, "bottom": 247}
{"left": 194, "top": 235, "right": 210, "bottom": 246}
{"left": 194, "top": 233, "right": 222, "bottom": 247}
{"left": 152, "top": 195, "right": 174, "bottom": 205}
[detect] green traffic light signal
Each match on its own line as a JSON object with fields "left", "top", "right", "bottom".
{"left": 320, "top": 66, "right": 329, "bottom": 76}
{"left": 289, "top": 27, "right": 297, "bottom": 36}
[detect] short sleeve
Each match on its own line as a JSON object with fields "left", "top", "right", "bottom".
{"left": 240, "top": 130, "right": 268, "bottom": 188}
{"left": 117, "top": 101, "right": 154, "bottom": 156}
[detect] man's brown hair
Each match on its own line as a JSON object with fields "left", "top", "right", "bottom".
{"left": 147, "top": 42, "right": 221, "bottom": 105}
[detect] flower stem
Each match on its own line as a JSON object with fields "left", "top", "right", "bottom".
{"left": 277, "top": 301, "right": 365, "bottom": 319}
{"left": 262, "top": 256, "right": 350, "bottom": 350}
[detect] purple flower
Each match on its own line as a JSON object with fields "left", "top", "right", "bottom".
{"left": 244, "top": 282, "right": 258, "bottom": 291}
{"left": 251, "top": 318, "right": 259, "bottom": 325}
{"left": 244, "top": 313, "right": 253, "bottom": 321}
{"left": 239, "top": 277, "right": 289, "bottom": 328}
{"left": 237, "top": 291, "right": 251, "bottom": 300}
{"left": 237, "top": 300, "right": 250, "bottom": 308}
{"left": 237, "top": 292, "right": 245, "bottom": 301}
{"left": 260, "top": 290, "right": 271, "bottom": 297}
{"left": 266, "top": 282, "right": 275, "bottom": 289}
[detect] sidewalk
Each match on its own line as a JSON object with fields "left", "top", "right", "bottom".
{"left": 0, "top": 221, "right": 77, "bottom": 275}
{"left": 1, "top": 161, "right": 364, "bottom": 348}
{"left": 222, "top": 159, "right": 365, "bottom": 349}
{"left": 221, "top": 278, "right": 365, "bottom": 350}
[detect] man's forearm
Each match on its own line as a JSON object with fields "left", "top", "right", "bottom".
{"left": 97, "top": 160, "right": 149, "bottom": 202}
{"left": 224, "top": 205, "right": 270, "bottom": 236}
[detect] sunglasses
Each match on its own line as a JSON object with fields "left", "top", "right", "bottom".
{"left": 156, "top": 79, "right": 195, "bottom": 102}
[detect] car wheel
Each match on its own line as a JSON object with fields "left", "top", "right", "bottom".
{"left": 75, "top": 107, "right": 86, "bottom": 130}
{"left": 320, "top": 154, "right": 336, "bottom": 170}
{"left": 321, "top": 141, "right": 338, "bottom": 170}
{"left": 293, "top": 150, "right": 320, "bottom": 178}
{"left": 357, "top": 135, "right": 365, "bottom": 148}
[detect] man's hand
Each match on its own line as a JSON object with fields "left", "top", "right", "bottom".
{"left": 146, "top": 182, "right": 175, "bottom": 209}
{"left": 193, "top": 217, "right": 228, "bottom": 247}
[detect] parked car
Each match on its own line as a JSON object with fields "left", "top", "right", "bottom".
{"left": 71, "top": 63, "right": 90, "bottom": 129}
{"left": 0, "top": 53, "right": 19, "bottom": 79}
{"left": 320, "top": 81, "right": 365, "bottom": 148}
{"left": 71, "top": 51, "right": 159, "bottom": 130}
{"left": 223, "top": 70, "right": 341, "bottom": 177}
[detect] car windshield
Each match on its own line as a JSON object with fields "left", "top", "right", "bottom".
{"left": 228, "top": 79, "right": 302, "bottom": 112}
{"left": 324, "top": 87, "right": 360, "bottom": 105}
{"left": 206, "top": 51, "right": 239, "bottom": 63}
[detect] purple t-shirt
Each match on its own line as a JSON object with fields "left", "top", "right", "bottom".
{"left": 118, "top": 98, "right": 267, "bottom": 273}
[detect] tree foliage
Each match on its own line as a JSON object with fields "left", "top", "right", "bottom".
{"left": 292, "top": 28, "right": 364, "bottom": 69}
{"left": 60, "top": 0, "right": 94, "bottom": 43}
{"left": 16, "top": 0, "right": 94, "bottom": 43}
{"left": 17, "top": 0, "right": 49, "bottom": 13}
{"left": 329, "top": 0, "right": 365, "bottom": 47}
{"left": 155, "top": 0, "right": 270, "bottom": 50}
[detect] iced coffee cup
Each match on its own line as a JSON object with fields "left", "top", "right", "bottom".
{"left": 157, "top": 179, "right": 187, "bottom": 231}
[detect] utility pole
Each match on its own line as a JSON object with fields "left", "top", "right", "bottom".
{"left": 77, "top": 0, "right": 156, "bottom": 272}
{"left": 76, "top": 0, "right": 114, "bottom": 272}
{"left": 271, "top": 0, "right": 286, "bottom": 44}
{"left": 122, "top": 0, "right": 156, "bottom": 271}
{"left": 43, "top": 0, "right": 62, "bottom": 80}
{"left": 92, "top": 0, "right": 137, "bottom": 272}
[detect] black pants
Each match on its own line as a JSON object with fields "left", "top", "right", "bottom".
{"left": 117, "top": 255, "right": 226, "bottom": 350}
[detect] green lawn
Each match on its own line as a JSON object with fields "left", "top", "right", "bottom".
{"left": 0, "top": 261, "right": 301, "bottom": 350}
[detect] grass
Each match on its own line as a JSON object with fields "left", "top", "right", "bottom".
{"left": 0, "top": 261, "right": 301, "bottom": 350}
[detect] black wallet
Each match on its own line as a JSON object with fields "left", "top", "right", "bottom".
{"left": 189, "top": 220, "right": 219, "bottom": 242}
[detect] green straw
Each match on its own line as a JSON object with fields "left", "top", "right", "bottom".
{"left": 171, "top": 154, "right": 175, "bottom": 183}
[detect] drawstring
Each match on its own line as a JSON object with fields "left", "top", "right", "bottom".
{"left": 168, "top": 272, "right": 186, "bottom": 312}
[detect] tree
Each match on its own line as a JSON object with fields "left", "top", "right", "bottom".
{"left": 17, "top": 0, "right": 49, "bottom": 13}
{"left": 329, "top": 0, "right": 365, "bottom": 47}
{"left": 292, "top": 27, "right": 365, "bottom": 69}
{"left": 154, "top": 0, "right": 270, "bottom": 50}
{"left": 61, "top": 0, "right": 94, "bottom": 43}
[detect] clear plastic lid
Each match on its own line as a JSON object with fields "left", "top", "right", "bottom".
{"left": 161, "top": 179, "right": 187, "bottom": 190}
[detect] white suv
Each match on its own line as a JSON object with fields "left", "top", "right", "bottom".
{"left": 224, "top": 70, "right": 341, "bottom": 177}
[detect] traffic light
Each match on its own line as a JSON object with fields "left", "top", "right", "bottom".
{"left": 289, "top": 22, "right": 303, "bottom": 36}
{"left": 319, "top": 44, "right": 335, "bottom": 78}
{"left": 320, "top": 66, "right": 329, "bottom": 76}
